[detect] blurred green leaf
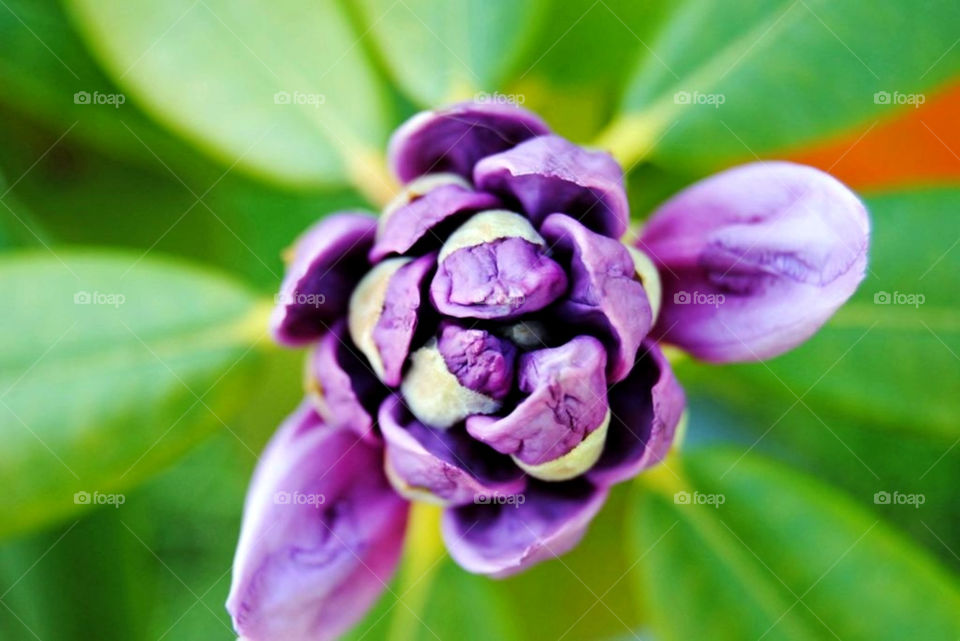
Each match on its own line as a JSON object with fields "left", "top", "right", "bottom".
{"left": 508, "top": 0, "right": 672, "bottom": 141}
{"left": 64, "top": 0, "right": 392, "bottom": 189}
{"left": 601, "top": 0, "right": 960, "bottom": 168}
{"left": 632, "top": 450, "right": 960, "bottom": 641}
{"left": 0, "top": 250, "right": 267, "bottom": 538}
{"left": 352, "top": 0, "right": 542, "bottom": 106}
{"left": 677, "top": 187, "right": 960, "bottom": 441}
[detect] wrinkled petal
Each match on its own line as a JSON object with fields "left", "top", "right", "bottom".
{"left": 306, "top": 321, "right": 384, "bottom": 443}
{"left": 467, "top": 336, "right": 609, "bottom": 479}
{"left": 542, "top": 213, "right": 653, "bottom": 383}
{"left": 639, "top": 161, "right": 870, "bottom": 363}
{"left": 370, "top": 174, "right": 501, "bottom": 262}
{"left": 380, "top": 394, "right": 526, "bottom": 506}
{"left": 436, "top": 321, "right": 517, "bottom": 400}
{"left": 430, "top": 211, "right": 567, "bottom": 319}
{"left": 474, "top": 135, "right": 628, "bottom": 238}
{"left": 401, "top": 338, "right": 502, "bottom": 429}
{"left": 371, "top": 253, "right": 437, "bottom": 386}
{"left": 587, "top": 342, "right": 685, "bottom": 486}
{"left": 442, "top": 479, "right": 607, "bottom": 577}
{"left": 227, "top": 403, "right": 408, "bottom": 641}
{"left": 389, "top": 102, "right": 550, "bottom": 183}
{"left": 271, "top": 213, "right": 377, "bottom": 346}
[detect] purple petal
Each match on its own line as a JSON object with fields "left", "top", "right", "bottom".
{"left": 271, "top": 213, "right": 377, "bottom": 347}
{"left": 541, "top": 213, "right": 653, "bottom": 383}
{"left": 466, "top": 336, "right": 609, "bottom": 472}
{"left": 371, "top": 252, "right": 437, "bottom": 386}
{"left": 306, "top": 321, "right": 384, "bottom": 443}
{"left": 227, "top": 403, "right": 408, "bottom": 641}
{"left": 370, "top": 176, "right": 501, "bottom": 262}
{"left": 388, "top": 102, "right": 550, "bottom": 183}
{"left": 380, "top": 394, "right": 526, "bottom": 507}
{"left": 587, "top": 342, "right": 685, "bottom": 486}
{"left": 442, "top": 479, "right": 607, "bottom": 577}
{"left": 639, "top": 161, "right": 870, "bottom": 363}
{"left": 436, "top": 321, "right": 517, "bottom": 400}
{"left": 474, "top": 135, "right": 629, "bottom": 238}
{"left": 430, "top": 211, "right": 568, "bottom": 320}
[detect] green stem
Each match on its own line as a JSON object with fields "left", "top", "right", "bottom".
{"left": 386, "top": 502, "right": 446, "bottom": 641}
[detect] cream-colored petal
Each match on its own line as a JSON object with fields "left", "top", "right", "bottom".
{"left": 438, "top": 210, "right": 544, "bottom": 261}
{"left": 348, "top": 258, "right": 409, "bottom": 381}
{"left": 627, "top": 246, "right": 662, "bottom": 324}
{"left": 400, "top": 339, "right": 500, "bottom": 429}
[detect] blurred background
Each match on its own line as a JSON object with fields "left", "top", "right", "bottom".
{"left": 0, "top": 1, "right": 958, "bottom": 639}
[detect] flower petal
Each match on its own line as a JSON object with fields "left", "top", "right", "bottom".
{"left": 370, "top": 174, "right": 501, "bottom": 262}
{"left": 474, "top": 135, "right": 629, "bottom": 238}
{"left": 466, "top": 336, "right": 609, "bottom": 480}
{"left": 372, "top": 252, "right": 437, "bottom": 386}
{"left": 587, "top": 342, "right": 685, "bottom": 486}
{"left": 380, "top": 394, "right": 526, "bottom": 507}
{"left": 227, "top": 403, "right": 408, "bottom": 641}
{"left": 541, "top": 213, "right": 653, "bottom": 383}
{"left": 271, "top": 213, "right": 377, "bottom": 347}
{"left": 639, "top": 161, "right": 870, "bottom": 363}
{"left": 436, "top": 321, "right": 517, "bottom": 400}
{"left": 430, "top": 211, "right": 568, "bottom": 319}
{"left": 442, "top": 479, "right": 607, "bottom": 577}
{"left": 388, "top": 102, "right": 550, "bottom": 183}
{"left": 306, "top": 321, "right": 384, "bottom": 443}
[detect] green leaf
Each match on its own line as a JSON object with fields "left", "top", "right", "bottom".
{"left": 677, "top": 187, "right": 960, "bottom": 440}
{"left": 600, "top": 0, "right": 960, "bottom": 168}
{"left": 64, "top": 0, "right": 391, "bottom": 189}
{"left": 352, "top": 0, "right": 542, "bottom": 106}
{"left": 0, "top": 250, "right": 267, "bottom": 538}
{"left": 632, "top": 450, "right": 960, "bottom": 641}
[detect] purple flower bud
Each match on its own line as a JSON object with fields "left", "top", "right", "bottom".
{"left": 379, "top": 394, "right": 526, "bottom": 506}
{"left": 271, "top": 213, "right": 376, "bottom": 346}
{"left": 388, "top": 102, "right": 550, "bottom": 183}
{"left": 227, "top": 403, "right": 408, "bottom": 641}
{"left": 474, "top": 135, "right": 629, "bottom": 238}
{"left": 467, "top": 336, "right": 609, "bottom": 481}
{"left": 430, "top": 210, "right": 568, "bottom": 319}
{"left": 639, "top": 161, "right": 870, "bottom": 362}
{"left": 442, "top": 479, "right": 607, "bottom": 578}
